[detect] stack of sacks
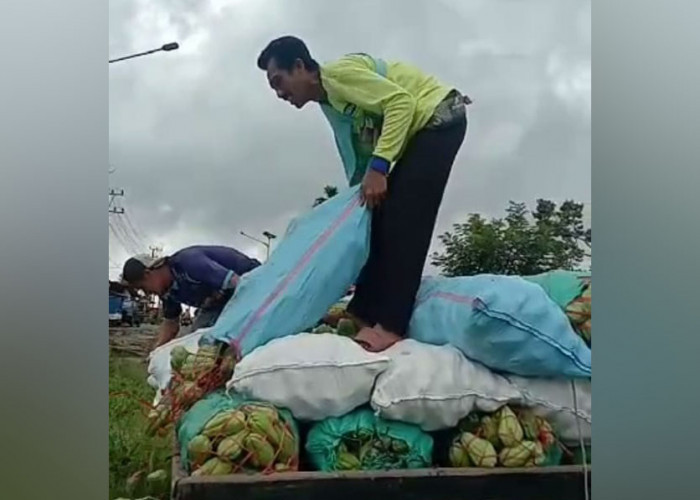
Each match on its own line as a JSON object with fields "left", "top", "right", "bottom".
{"left": 227, "top": 333, "right": 390, "bottom": 421}
{"left": 225, "top": 335, "right": 590, "bottom": 447}
{"left": 371, "top": 340, "right": 591, "bottom": 444}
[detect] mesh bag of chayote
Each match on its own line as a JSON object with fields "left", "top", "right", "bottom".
{"left": 310, "top": 298, "right": 358, "bottom": 337}
{"left": 447, "top": 405, "right": 566, "bottom": 468}
{"left": 177, "top": 390, "right": 300, "bottom": 476}
{"left": 566, "top": 279, "right": 591, "bottom": 346}
{"left": 311, "top": 316, "right": 357, "bottom": 337}
{"left": 524, "top": 270, "right": 592, "bottom": 347}
{"left": 306, "top": 408, "right": 433, "bottom": 471}
{"left": 146, "top": 343, "right": 238, "bottom": 437}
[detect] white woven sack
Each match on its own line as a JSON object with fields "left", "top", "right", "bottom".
{"left": 147, "top": 329, "right": 206, "bottom": 405}
{"left": 370, "top": 340, "right": 521, "bottom": 431}
{"left": 506, "top": 375, "right": 591, "bottom": 444}
{"left": 228, "top": 333, "right": 390, "bottom": 421}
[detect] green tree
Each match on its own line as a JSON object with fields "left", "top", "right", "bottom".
{"left": 312, "top": 185, "right": 339, "bottom": 207}
{"left": 431, "top": 199, "right": 591, "bottom": 277}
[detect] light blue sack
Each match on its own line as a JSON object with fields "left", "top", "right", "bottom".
{"left": 202, "top": 185, "right": 371, "bottom": 356}
{"left": 407, "top": 275, "right": 592, "bottom": 379}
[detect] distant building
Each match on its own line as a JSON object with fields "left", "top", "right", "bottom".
{"left": 109, "top": 281, "right": 130, "bottom": 322}
{"left": 108, "top": 281, "right": 154, "bottom": 324}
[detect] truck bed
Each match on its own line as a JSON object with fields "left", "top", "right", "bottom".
{"left": 171, "top": 452, "right": 591, "bottom": 500}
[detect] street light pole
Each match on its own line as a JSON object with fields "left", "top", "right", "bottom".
{"left": 109, "top": 42, "right": 180, "bottom": 64}
{"left": 240, "top": 231, "right": 277, "bottom": 260}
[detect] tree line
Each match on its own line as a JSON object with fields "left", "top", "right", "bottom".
{"left": 312, "top": 185, "right": 591, "bottom": 276}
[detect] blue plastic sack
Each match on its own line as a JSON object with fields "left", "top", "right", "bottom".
{"left": 523, "top": 270, "right": 591, "bottom": 310}
{"left": 407, "top": 275, "right": 592, "bottom": 379}
{"left": 202, "top": 186, "right": 371, "bottom": 356}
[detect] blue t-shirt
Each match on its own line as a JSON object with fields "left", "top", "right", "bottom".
{"left": 160, "top": 245, "right": 261, "bottom": 320}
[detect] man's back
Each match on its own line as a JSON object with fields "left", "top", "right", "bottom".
{"left": 170, "top": 245, "right": 261, "bottom": 278}
{"left": 163, "top": 245, "right": 261, "bottom": 311}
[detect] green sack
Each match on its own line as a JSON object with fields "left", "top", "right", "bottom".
{"left": 306, "top": 408, "right": 433, "bottom": 471}
{"left": 541, "top": 443, "right": 564, "bottom": 466}
{"left": 570, "top": 444, "right": 591, "bottom": 465}
{"left": 177, "top": 390, "right": 300, "bottom": 474}
{"left": 523, "top": 270, "right": 590, "bottom": 310}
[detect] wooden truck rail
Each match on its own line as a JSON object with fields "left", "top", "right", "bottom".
{"left": 172, "top": 452, "right": 591, "bottom": 500}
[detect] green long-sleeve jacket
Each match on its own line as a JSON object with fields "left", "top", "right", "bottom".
{"left": 319, "top": 54, "right": 454, "bottom": 183}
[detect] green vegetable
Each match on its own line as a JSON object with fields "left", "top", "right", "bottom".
{"left": 336, "top": 318, "right": 357, "bottom": 337}
{"left": 170, "top": 346, "right": 190, "bottom": 371}
{"left": 313, "top": 324, "right": 336, "bottom": 334}
{"left": 497, "top": 406, "right": 524, "bottom": 447}
{"left": 187, "top": 435, "right": 212, "bottom": 467}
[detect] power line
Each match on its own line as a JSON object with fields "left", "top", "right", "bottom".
{"left": 111, "top": 223, "right": 137, "bottom": 255}
{"left": 109, "top": 220, "right": 132, "bottom": 255}
{"left": 107, "top": 186, "right": 152, "bottom": 254}
{"left": 115, "top": 217, "right": 145, "bottom": 254}
{"left": 125, "top": 219, "right": 147, "bottom": 253}
{"left": 114, "top": 216, "right": 144, "bottom": 252}
{"left": 123, "top": 210, "right": 150, "bottom": 248}
{"left": 111, "top": 218, "right": 134, "bottom": 251}
{"left": 108, "top": 184, "right": 153, "bottom": 244}
{"left": 110, "top": 220, "right": 141, "bottom": 255}
{"left": 107, "top": 185, "right": 138, "bottom": 260}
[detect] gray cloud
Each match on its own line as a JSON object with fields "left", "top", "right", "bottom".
{"left": 109, "top": 0, "right": 590, "bottom": 277}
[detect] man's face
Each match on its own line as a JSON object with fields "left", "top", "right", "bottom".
{"left": 266, "top": 58, "right": 313, "bottom": 109}
{"left": 134, "top": 269, "right": 166, "bottom": 295}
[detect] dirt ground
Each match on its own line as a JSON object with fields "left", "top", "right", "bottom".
{"left": 109, "top": 323, "right": 196, "bottom": 357}
{"left": 109, "top": 324, "right": 156, "bottom": 357}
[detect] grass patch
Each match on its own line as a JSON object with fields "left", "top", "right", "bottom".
{"left": 109, "top": 353, "right": 173, "bottom": 499}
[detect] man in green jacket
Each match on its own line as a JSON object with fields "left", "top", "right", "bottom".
{"left": 257, "top": 36, "right": 469, "bottom": 352}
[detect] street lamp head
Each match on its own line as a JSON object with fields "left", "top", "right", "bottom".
{"left": 263, "top": 231, "right": 277, "bottom": 240}
{"left": 162, "top": 42, "right": 179, "bottom": 52}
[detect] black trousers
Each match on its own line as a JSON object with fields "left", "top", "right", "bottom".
{"left": 347, "top": 114, "right": 468, "bottom": 336}
{"left": 190, "top": 292, "right": 232, "bottom": 331}
{"left": 191, "top": 305, "right": 224, "bottom": 331}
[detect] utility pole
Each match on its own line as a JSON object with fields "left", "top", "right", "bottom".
{"left": 149, "top": 245, "right": 163, "bottom": 259}
{"left": 109, "top": 189, "right": 125, "bottom": 214}
{"left": 144, "top": 246, "right": 164, "bottom": 314}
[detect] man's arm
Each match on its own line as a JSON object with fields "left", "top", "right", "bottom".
{"left": 152, "top": 299, "right": 182, "bottom": 349}
{"left": 322, "top": 56, "right": 417, "bottom": 173}
{"left": 154, "top": 318, "right": 180, "bottom": 349}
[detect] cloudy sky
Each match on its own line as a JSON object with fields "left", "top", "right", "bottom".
{"left": 108, "top": 0, "right": 591, "bottom": 280}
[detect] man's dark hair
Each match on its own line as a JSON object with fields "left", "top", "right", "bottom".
{"left": 122, "top": 258, "right": 148, "bottom": 284}
{"left": 257, "top": 36, "right": 319, "bottom": 72}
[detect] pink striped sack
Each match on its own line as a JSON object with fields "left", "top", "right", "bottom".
{"left": 202, "top": 185, "right": 370, "bottom": 357}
